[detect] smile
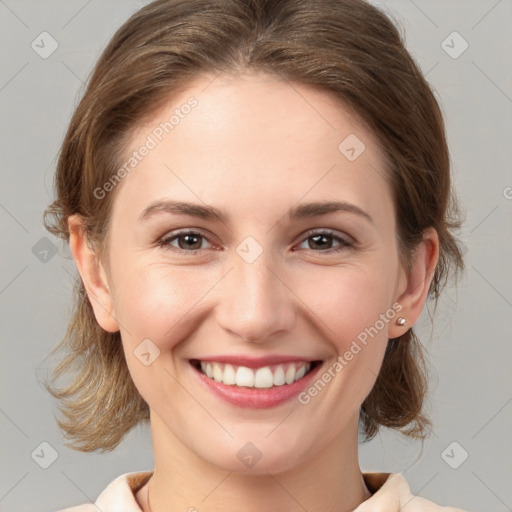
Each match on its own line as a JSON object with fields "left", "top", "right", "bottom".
{"left": 189, "top": 358, "right": 324, "bottom": 408}
{"left": 192, "top": 360, "right": 318, "bottom": 388}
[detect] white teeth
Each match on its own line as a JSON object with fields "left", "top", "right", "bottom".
{"left": 223, "top": 364, "right": 236, "bottom": 385}
{"left": 197, "top": 361, "right": 312, "bottom": 388}
{"left": 235, "top": 366, "right": 254, "bottom": 387}
{"left": 273, "top": 365, "right": 285, "bottom": 386}
{"left": 295, "top": 365, "right": 306, "bottom": 380}
{"left": 254, "top": 367, "right": 274, "bottom": 388}
{"left": 212, "top": 364, "right": 223, "bottom": 382}
{"left": 285, "top": 365, "right": 295, "bottom": 384}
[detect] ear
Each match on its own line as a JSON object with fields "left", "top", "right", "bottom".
{"left": 68, "top": 214, "right": 120, "bottom": 333}
{"left": 388, "top": 227, "right": 439, "bottom": 338}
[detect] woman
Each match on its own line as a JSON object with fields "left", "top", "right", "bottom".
{"left": 43, "top": 0, "right": 466, "bottom": 510}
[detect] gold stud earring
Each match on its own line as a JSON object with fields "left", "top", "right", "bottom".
{"left": 396, "top": 317, "right": 406, "bottom": 326}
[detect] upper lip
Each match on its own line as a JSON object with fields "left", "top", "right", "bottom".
{"left": 190, "top": 355, "right": 321, "bottom": 369}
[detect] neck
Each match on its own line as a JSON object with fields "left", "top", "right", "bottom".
{"left": 140, "top": 410, "right": 372, "bottom": 512}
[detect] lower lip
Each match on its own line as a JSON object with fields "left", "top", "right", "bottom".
{"left": 190, "top": 361, "right": 323, "bottom": 408}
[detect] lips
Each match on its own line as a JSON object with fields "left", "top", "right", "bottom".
{"left": 189, "top": 358, "right": 323, "bottom": 408}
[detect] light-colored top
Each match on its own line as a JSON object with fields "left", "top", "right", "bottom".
{"left": 55, "top": 470, "right": 466, "bottom": 511}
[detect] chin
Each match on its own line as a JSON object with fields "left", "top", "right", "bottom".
{"left": 194, "top": 435, "right": 312, "bottom": 476}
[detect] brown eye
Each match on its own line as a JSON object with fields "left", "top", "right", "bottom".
{"left": 158, "top": 231, "right": 212, "bottom": 252}
{"left": 297, "top": 230, "right": 353, "bottom": 252}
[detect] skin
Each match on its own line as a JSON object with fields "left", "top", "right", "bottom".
{"left": 68, "top": 71, "right": 439, "bottom": 512}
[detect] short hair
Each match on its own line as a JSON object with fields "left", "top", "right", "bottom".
{"left": 42, "top": 0, "right": 465, "bottom": 453}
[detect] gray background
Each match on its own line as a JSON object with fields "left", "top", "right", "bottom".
{"left": 1, "top": 0, "right": 511, "bottom": 511}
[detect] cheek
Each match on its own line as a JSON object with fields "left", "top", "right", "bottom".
{"left": 109, "top": 259, "right": 238, "bottom": 404}
{"left": 300, "top": 262, "right": 397, "bottom": 346}
{"left": 293, "top": 267, "right": 396, "bottom": 417}
{"left": 110, "top": 259, "right": 199, "bottom": 352}
{"left": 112, "top": 264, "right": 198, "bottom": 405}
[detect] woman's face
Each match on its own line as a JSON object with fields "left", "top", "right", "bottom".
{"left": 95, "top": 71, "right": 411, "bottom": 473}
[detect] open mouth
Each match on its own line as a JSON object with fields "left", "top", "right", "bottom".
{"left": 190, "top": 359, "right": 322, "bottom": 389}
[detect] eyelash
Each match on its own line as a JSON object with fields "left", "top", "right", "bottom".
{"left": 157, "top": 229, "right": 354, "bottom": 255}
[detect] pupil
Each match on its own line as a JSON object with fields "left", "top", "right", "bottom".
{"left": 180, "top": 234, "right": 200, "bottom": 250}
{"left": 310, "top": 234, "right": 331, "bottom": 250}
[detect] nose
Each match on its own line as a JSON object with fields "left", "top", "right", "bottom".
{"left": 216, "top": 247, "right": 297, "bottom": 344}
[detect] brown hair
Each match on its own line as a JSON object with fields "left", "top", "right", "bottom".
{"left": 42, "top": 0, "right": 464, "bottom": 453}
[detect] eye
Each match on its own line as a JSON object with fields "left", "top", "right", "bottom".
{"left": 157, "top": 229, "right": 354, "bottom": 254}
{"left": 296, "top": 230, "right": 354, "bottom": 253}
{"left": 158, "top": 230, "right": 214, "bottom": 253}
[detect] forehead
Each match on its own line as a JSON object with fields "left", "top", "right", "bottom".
{"left": 109, "top": 71, "right": 392, "bottom": 225}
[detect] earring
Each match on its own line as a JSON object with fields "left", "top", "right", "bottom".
{"left": 396, "top": 317, "right": 406, "bottom": 326}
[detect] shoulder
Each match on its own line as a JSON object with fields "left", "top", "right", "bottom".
{"left": 357, "top": 472, "right": 466, "bottom": 512}
{"left": 52, "top": 470, "right": 153, "bottom": 512}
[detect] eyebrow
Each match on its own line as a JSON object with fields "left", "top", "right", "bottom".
{"left": 138, "top": 199, "right": 373, "bottom": 224}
